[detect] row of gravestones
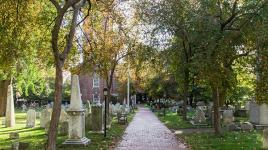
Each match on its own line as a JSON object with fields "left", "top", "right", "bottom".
{"left": 14, "top": 100, "right": 131, "bottom": 135}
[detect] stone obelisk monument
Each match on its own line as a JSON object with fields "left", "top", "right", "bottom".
{"left": 63, "top": 75, "right": 90, "bottom": 145}
{"left": 5, "top": 84, "right": 15, "bottom": 127}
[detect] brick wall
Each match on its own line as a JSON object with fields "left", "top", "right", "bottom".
{"left": 79, "top": 73, "right": 118, "bottom": 103}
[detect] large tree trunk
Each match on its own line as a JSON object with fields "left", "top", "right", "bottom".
{"left": 212, "top": 86, "right": 222, "bottom": 135}
{"left": 47, "top": 64, "right": 63, "bottom": 150}
{"left": 182, "top": 68, "right": 189, "bottom": 120}
{"left": 0, "top": 80, "right": 10, "bottom": 117}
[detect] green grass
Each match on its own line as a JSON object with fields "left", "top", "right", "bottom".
{"left": 155, "top": 111, "right": 210, "bottom": 129}
{"left": 181, "top": 131, "right": 263, "bottom": 150}
{"left": 0, "top": 110, "right": 136, "bottom": 150}
{"left": 155, "top": 110, "right": 263, "bottom": 150}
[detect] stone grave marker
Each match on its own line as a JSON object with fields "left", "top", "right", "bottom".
{"left": 85, "top": 101, "right": 92, "bottom": 130}
{"left": 60, "top": 109, "right": 69, "bottom": 123}
{"left": 241, "top": 122, "right": 253, "bottom": 132}
{"left": 63, "top": 75, "right": 90, "bottom": 145}
{"left": 249, "top": 101, "right": 268, "bottom": 126}
{"left": 91, "top": 104, "right": 103, "bottom": 133}
{"left": 223, "top": 109, "right": 234, "bottom": 124}
{"left": 26, "top": 109, "right": 36, "bottom": 128}
{"left": 192, "top": 108, "right": 206, "bottom": 124}
{"left": 40, "top": 108, "right": 51, "bottom": 128}
{"left": 58, "top": 121, "right": 68, "bottom": 135}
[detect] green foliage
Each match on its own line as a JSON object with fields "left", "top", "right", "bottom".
{"left": 136, "top": 0, "right": 268, "bottom": 105}
{"left": 0, "top": 0, "right": 54, "bottom": 97}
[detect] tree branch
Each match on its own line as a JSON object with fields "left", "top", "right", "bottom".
{"left": 49, "top": 0, "right": 61, "bottom": 12}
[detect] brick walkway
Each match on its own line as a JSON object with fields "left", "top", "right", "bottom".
{"left": 115, "top": 106, "right": 188, "bottom": 150}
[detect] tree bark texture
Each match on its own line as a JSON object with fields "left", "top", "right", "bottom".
{"left": 0, "top": 80, "right": 10, "bottom": 117}
{"left": 212, "top": 86, "right": 222, "bottom": 135}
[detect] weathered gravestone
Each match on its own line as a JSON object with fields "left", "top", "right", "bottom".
{"left": 249, "top": 101, "right": 268, "bottom": 125}
{"left": 60, "top": 109, "right": 69, "bottom": 123}
{"left": 107, "top": 103, "right": 113, "bottom": 128}
{"left": 241, "top": 122, "right": 253, "bottom": 132}
{"left": 5, "top": 84, "right": 15, "bottom": 127}
{"left": 223, "top": 109, "right": 234, "bottom": 124}
{"left": 58, "top": 121, "right": 68, "bottom": 135}
{"left": 226, "top": 122, "right": 239, "bottom": 131}
{"left": 91, "top": 104, "right": 103, "bottom": 133}
{"left": 263, "top": 128, "right": 268, "bottom": 149}
{"left": 63, "top": 75, "right": 90, "bottom": 145}
{"left": 196, "top": 101, "right": 206, "bottom": 106}
{"left": 26, "top": 109, "right": 36, "bottom": 128}
{"left": 85, "top": 101, "right": 92, "bottom": 130}
{"left": 40, "top": 108, "right": 51, "bottom": 128}
{"left": 36, "top": 112, "right": 41, "bottom": 119}
{"left": 22, "top": 104, "right": 27, "bottom": 112}
{"left": 11, "top": 141, "right": 19, "bottom": 150}
{"left": 192, "top": 108, "right": 206, "bottom": 124}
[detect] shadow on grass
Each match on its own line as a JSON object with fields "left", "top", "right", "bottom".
{"left": 0, "top": 127, "right": 42, "bottom": 135}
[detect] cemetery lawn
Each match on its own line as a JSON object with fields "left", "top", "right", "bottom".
{"left": 180, "top": 131, "right": 263, "bottom": 150}
{"left": 156, "top": 111, "right": 210, "bottom": 129}
{"left": 0, "top": 110, "right": 136, "bottom": 150}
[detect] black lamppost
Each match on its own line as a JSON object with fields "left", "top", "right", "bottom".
{"left": 103, "top": 88, "right": 108, "bottom": 137}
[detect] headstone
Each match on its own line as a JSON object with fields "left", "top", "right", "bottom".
{"left": 245, "top": 101, "right": 250, "bottom": 111}
{"left": 26, "top": 109, "right": 36, "bottom": 128}
{"left": 241, "top": 122, "right": 253, "bottom": 132}
{"left": 9, "top": 132, "right": 19, "bottom": 139}
{"left": 63, "top": 75, "right": 90, "bottom": 146}
{"left": 40, "top": 109, "right": 51, "bottom": 128}
{"left": 192, "top": 108, "right": 206, "bottom": 124}
{"left": 107, "top": 103, "right": 113, "bottom": 128}
{"left": 249, "top": 101, "right": 268, "bottom": 125}
{"left": 226, "top": 122, "right": 239, "bottom": 131}
{"left": 22, "top": 104, "right": 27, "bottom": 112}
{"left": 44, "top": 122, "right": 50, "bottom": 133}
{"left": 85, "top": 101, "right": 92, "bottom": 130}
{"left": 249, "top": 101, "right": 260, "bottom": 124}
{"left": 11, "top": 141, "right": 19, "bottom": 150}
{"left": 223, "top": 109, "right": 234, "bottom": 124}
{"left": 196, "top": 101, "right": 205, "bottom": 106}
{"left": 260, "top": 104, "right": 268, "bottom": 125}
{"left": 36, "top": 112, "right": 41, "bottom": 119}
{"left": 5, "top": 84, "right": 15, "bottom": 127}
{"left": 91, "top": 104, "right": 103, "bottom": 133}
{"left": 59, "top": 109, "right": 69, "bottom": 123}
{"left": 263, "top": 128, "right": 268, "bottom": 149}
{"left": 58, "top": 121, "right": 68, "bottom": 135}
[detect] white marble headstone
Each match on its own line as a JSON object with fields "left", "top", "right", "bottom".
{"left": 26, "top": 109, "right": 36, "bottom": 128}
{"left": 40, "top": 108, "right": 51, "bottom": 128}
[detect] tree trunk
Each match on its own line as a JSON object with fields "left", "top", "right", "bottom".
{"left": 182, "top": 69, "right": 189, "bottom": 120}
{"left": 0, "top": 80, "right": 10, "bottom": 117}
{"left": 212, "top": 86, "right": 222, "bottom": 135}
{"left": 219, "top": 88, "right": 227, "bottom": 107}
{"left": 47, "top": 64, "right": 63, "bottom": 150}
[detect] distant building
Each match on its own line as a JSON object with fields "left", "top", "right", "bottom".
{"left": 79, "top": 72, "right": 118, "bottom": 104}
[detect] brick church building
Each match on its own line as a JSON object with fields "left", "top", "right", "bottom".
{"left": 79, "top": 72, "right": 118, "bottom": 104}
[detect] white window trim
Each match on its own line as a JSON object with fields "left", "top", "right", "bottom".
{"left": 92, "top": 93, "right": 100, "bottom": 103}
{"left": 93, "top": 73, "right": 100, "bottom": 88}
